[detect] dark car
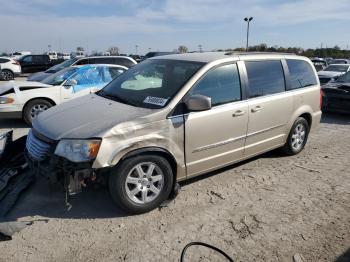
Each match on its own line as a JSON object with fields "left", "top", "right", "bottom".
{"left": 142, "top": 52, "right": 178, "bottom": 61}
{"left": 18, "top": 55, "right": 62, "bottom": 74}
{"left": 27, "top": 58, "right": 79, "bottom": 81}
{"left": 27, "top": 56, "right": 136, "bottom": 82}
{"left": 322, "top": 71, "right": 350, "bottom": 114}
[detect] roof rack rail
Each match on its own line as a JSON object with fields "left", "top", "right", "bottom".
{"left": 224, "top": 51, "right": 296, "bottom": 56}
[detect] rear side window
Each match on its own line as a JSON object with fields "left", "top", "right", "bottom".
{"left": 93, "top": 58, "right": 112, "bottom": 64}
{"left": 34, "top": 56, "right": 44, "bottom": 63}
{"left": 287, "top": 59, "right": 318, "bottom": 89}
{"left": 190, "top": 64, "right": 241, "bottom": 106}
{"left": 22, "top": 56, "right": 33, "bottom": 63}
{"left": 0, "top": 58, "right": 10, "bottom": 63}
{"left": 246, "top": 60, "right": 285, "bottom": 98}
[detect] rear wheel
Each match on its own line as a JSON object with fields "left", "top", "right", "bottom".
{"left": 109, "top": 155, "right": 174, "bottom": 214}
{"left": 1, "top": 70, "right": 14, "bottom": 80}
{"left": 283, "top": 117, "right": 310, "bottom": 155}
{"left": 23, "top": 99, "right": 54, "bottom": 126}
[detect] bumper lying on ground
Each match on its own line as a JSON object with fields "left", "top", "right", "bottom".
{"left": 0, "top": 132, "right": 35, "bottom": 217}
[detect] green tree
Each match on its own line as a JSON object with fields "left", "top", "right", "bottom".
{"left": 178, "top": 45, "right": 188, "bottom": 53}
{"left": 107, "top": 46, "right": 119, "bottom": 55}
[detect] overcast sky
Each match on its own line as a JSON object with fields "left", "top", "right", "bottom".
{"left": 1, "top": 0, "right": 349, "bottom": 54}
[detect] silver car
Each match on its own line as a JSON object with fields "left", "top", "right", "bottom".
{"left": 26, "top": 52, "right": 322, "bottom": 214}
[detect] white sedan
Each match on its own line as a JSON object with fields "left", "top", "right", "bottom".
{"left": 0, "top": 64, "right": 127, "bottom": 125}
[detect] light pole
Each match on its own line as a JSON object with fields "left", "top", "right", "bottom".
{"left": 135, "top": 45, "right": 138, "bottom": 55}
{"left": 244, "top": 17, "right": 253, "bottom": 52}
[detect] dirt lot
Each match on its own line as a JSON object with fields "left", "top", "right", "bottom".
{"left": 0, "top": 113, "right": 349, "bottom": 262}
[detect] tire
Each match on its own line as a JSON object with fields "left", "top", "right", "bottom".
{"left": 1, "top": 70, "right": 14, "bottom": 81}
{"left": 283, "top": 117, "right": 310, "bottom": 155}
{"left": 23, "top": 99, "right": 54, "bottom": 126}
{"left": 109, "top": 155, "right": 174, "bottom": 214}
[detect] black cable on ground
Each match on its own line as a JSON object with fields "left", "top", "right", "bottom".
{"left": 180, "top": 242, "right": 234, "bottom": 262}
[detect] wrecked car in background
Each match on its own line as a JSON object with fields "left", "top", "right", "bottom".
{"left": 317, "top": 64, "right": 350, "bottom": 85}
{"left": 0, "top": 64, "right": 127, "bottom": 125}
{"left": 25, "top": 52, "right": 321, "bottom": 214}
{"left": 322, "top": 71, "right": 350, "bottom": 114}
{"left": 311, "top": 58, "right": 328, "bottom": 72}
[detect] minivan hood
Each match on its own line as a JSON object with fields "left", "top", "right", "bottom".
{"left": 33, "top": 94, "right": 156, "bottom": 140}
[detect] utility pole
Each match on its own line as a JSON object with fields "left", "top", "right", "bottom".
{"left": 244, "top": 17, "right": 253, "bottom": 52}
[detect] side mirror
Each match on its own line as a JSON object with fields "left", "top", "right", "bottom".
{"left": 63, "top": 79, "right": 77, "bottom": 88}
{"left": 185, "top": 94, "right": 212, "bottom": 112}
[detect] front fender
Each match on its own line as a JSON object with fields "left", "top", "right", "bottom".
{"left": 92, "top": 118, "right": 186, "bottom": 180}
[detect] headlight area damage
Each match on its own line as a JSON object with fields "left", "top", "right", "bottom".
{"left": 25, "top": 129, "right": 106, "bottom": 210}
{"left": 0, "top": 130, "right": 105, "bottom": 216}
{"left": 0, "top": 131, "right": 34, "bottom": 217}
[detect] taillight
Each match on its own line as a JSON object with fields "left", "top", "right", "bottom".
{"left": 320, "top": 89, "right": 324, "bottom": 109}
{"left": 12, "top": 60, "right": 20, "bottom": 65}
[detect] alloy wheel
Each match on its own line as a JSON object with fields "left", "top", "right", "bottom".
{"left": 125, "top": 162, "right": 164, "bottom": 204}
{"left": 291, "top": 123, "right": 306, "bottom": 151}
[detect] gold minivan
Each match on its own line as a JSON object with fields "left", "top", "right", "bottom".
{"left": 26, "top": 52, "right": 322, "bottom": 213}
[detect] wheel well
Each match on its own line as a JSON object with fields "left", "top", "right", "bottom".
{"left": 2, "top": 68, "right": 13, "bottom": 73}
{"left": 121, "top": 148, "right": 178, "bottom": 182}
{"left": 22, "top": 97, "right": 56, "bottom": 116}
{"left": 299, "top": 113, "right": 312, "bottom": 128}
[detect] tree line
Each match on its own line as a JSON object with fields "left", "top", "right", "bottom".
{"left": 218, "top": 44, "right": 350, "bottom": 58}
{"left": 2, "top": 44, "right": 349, "bottom": 58}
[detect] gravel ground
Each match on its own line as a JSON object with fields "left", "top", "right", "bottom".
{"left": 0, "top": 113, "right": 349, "bottom": 262}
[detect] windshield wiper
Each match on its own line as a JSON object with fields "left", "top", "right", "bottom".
{"left": 97, "top": 91, "right": 138, "bottom": 107}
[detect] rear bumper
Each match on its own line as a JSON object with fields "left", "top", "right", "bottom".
{"left": 322, "top": 92, "right": 350, "bottom": 114}
{"left": 311, "top": 110, "right": 322, "bottom": 131}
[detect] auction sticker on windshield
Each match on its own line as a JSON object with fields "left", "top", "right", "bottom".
{"left": 144, "top": 96, "right": 168, "bottom": 106}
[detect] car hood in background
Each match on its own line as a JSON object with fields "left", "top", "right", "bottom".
{"left": 27, "top": 71, "right": 52, "bottom": 82}
{"left": 33, "top": 94, "right": 156, "bottom": 140}
{"left": 322, "top": 82, "right": 350, "bottom": 92}
{"left": 0, "top": 81, "right": 15, "bottom": 95}
{"left": 317, "top": 71, "right": 344, "bottom": 78}
{"left": 0, "top": 80, "right": 51, "bottom": 95}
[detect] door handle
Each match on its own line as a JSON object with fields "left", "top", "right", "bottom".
{"left": 251, "top": 106, "right": 263, "bottom": 113}
{"left": 232, "top": 110, "right": 245, "bottom": 117}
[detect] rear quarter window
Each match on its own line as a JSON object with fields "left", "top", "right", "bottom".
{"left": 113, "top": 58, "right": 135, "bottom": 68}
{"left": 0, "top": 58, "right": 10, "bottom": 63}
{"left": 245, "top": 60, "right": 286, "bottom": 98}
{"left": 286, "top": 59, "right": 318, "bottom": 89}
{"left": 75, "top": 58, "right": 90, "bottom": 65}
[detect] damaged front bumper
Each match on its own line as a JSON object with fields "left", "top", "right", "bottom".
{"left": 25, "top": 128, "right": 103, "bottom": 195}
{"left": 26, "top": 150, "right": 102, "bottom": 196}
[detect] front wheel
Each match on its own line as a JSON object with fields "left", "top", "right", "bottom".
{"left": 109, "top": 155, "right": 174, "bottom": 214}
{"left": 283, "top": 117, "right": 310, "bottom": 155}
{"left": 1, "top": 70, "right": 14, "bottom": 80}
{"left": 23, "top": 99, "right": 54, "bottom": 126}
